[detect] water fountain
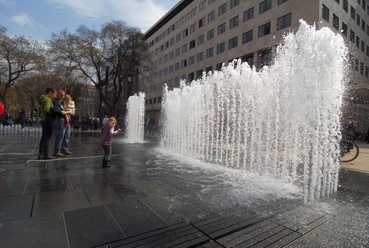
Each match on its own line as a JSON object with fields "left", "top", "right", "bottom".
{"left": 125, "top": 92, "right": 146, "bottom": 143}
{"left": 160, "top": 20, "right": 347, "bottom": 203}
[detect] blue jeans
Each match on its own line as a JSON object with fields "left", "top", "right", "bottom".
{"left": 102, "top": 145, "right": 112, "bottom": 161}
{"left": 54, "top": 118, "right": 70, "bottom": 154}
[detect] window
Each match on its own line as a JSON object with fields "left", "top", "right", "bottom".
{"left": 342, "top": 22, "right": 347, "bottom": 36}
{"left": 322, "top": 5, "right": 329, "bottom": 22}
{"left": 350, "top": 29, "right": 355, "bottom": 42}
{"left": 190, "top": 23, "right": 196, "bottom": 33}
{"left": 228, "top": 36, "right": 238, "bottom": 49}
{"left": 199, "top": 17, "right": 205, "bottom": 28}
{"left": 199, "top": 0, "right": 206, "bottom": 11}
{"left": 259, "top": 49, "right": 272, "bottom": 66}
{"left": 175, "top": 48, "right": 180, "bottom": 56}
{"left": 351, "top": 7, "right": 356, "bottom": 20}
{"left": 206, "top": 47, "right": 213, "bottom": 58}
{"left": 198, "top": 34, "right": 204, "bottom": 45}
{"left": 218, "top": 3, "right": 227, "bottom": 16}
{"left": 217, "top": 42, "right": 225, "bottom": 54}
{"left": 278, "top": 0, "right": 288, "bottom": 4}
{"left": 357, "top": 14, "right": 361, "bottom": 26}
{"left": 243, "top": 7, "right": 254, "bottom": 22}
{"left": 169, "top": 51, "right": 174, "bottom": 59}
{"left": 208, "top": 11, "right": 215, "bottom": 23}
{"left": 243, "top": 54, "right": 254, "bottom": 67}
{"left": 189, "top": 56, "right": 195, "bottom": 65}
{"left": 190, "top": 40, "right": 196, "bottom": 49}
{"left": 230, "top": 0, "right": 240, "bottom": 9}
{"left": 362, "top": 20, "right": 365, "bottom": 31}
{"left": 361, "top": 41, "right": 365, "bottom": 52}
{"left": 182, "top": 59, "right": 187, "bottom": 68}
{"left": 277, "top": 13, "right": 291, "bottom": 30}
{"left": 191, "top": 7, "right": 196, "bottom": 18}
{"left": 182, "top": 44, "right": 188, "bottom": 53}
{"left": 175, "top": 62, "right": 180, "bottom": 71}
{"left": 229, "top": 15, "right": 239, "bottom": 29}
{"left": 197, "top": 52, "right": 204, "bottom": 62}
{"left": 242, "top": 30, "right": 253, "bottom": 43}
{"left": 343, "top": 0, "right": 348, "bottom": 12}
{"left": 176, "top": 33, "right": 181, "bottom": 42}
{"left": 196, "top": 70, "right": 203, "bottom": 79}
{"left": 356, "top": 36, "right": 360, "bottom": 48}
{"left": 218, "top": 22, "right": 226, "bottom": 35}
{"left": 367, "top": 45, "right": 369, "bottom": 56}
{"left": 188, "top": 72, "right": 194, "bottom": 82}
{"left": 258, "top": 22, "right": 271, "bottom": 37}
{"left": 207, "top": 29, "right": 214, "bottom": 40}
{"left": 183, "top": 28, "right": 188, "bottom": 37}
{"left": 259, "top": 0, "right": 272, "bottom": 14}
{"left": 333, "top": 14, "right": 339, "bottom": 30}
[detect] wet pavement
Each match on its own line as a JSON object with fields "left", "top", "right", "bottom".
{"left": 0, "top": 131, "right": 368, "bottom": 248}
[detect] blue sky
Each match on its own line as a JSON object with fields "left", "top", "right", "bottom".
{"left": 0, "top": 0, "right": 180, "bottom": 41}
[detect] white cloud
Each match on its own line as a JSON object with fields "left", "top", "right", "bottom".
{"left": 12, "top": 13, "right": 33, "bottom": 27}
{"left": 109, "top": 0, "right": 170, "bottom": 32}
{"left": 47, "top": 0, "right": 177, "bottom": 32}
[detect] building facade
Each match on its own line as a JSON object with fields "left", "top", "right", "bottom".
{"left": 141, "top": 0, "right": 369, "bottom": 132}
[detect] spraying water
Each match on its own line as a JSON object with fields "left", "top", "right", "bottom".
{"left": 160, "top": 20, "right": 347, "bottom": 203}
{"left": 125, "top": 92, "right": 145, "bottom": 143}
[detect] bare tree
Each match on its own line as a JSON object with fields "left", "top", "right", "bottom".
{"left": 48, "top": 20, "right": 150, "bottom": 117}
{"left": 0, "top": 26, "right": 46, "bottom": 106}
{"left": 15, "top": 74, "right": 61, "bottom": 120}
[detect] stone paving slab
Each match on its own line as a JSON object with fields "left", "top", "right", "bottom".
{"left": 0, "top": 133, "right": 368, "bottom": 247}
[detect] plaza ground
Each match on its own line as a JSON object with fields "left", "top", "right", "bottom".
{"left": 0, "top": 131, "right": 368, "bottom": 247}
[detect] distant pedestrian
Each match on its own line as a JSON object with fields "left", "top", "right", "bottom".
{"left": 18, "top": 107, "right": 26, "bottom": 128}
{"left": 147, "top": 114, "right": 156, "bottom": 135}
{"left": 102, "top": 115, "right": 108, "bottom": 126}
{"left": 100, "top": 117, "right": 121, "bottom": 168}
{"left": 0, "top": 98, "right": 4, "bottom": 116}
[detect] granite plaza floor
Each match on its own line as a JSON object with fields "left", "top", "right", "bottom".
{"left": 0, "top": 131, "right": 368, "bottom": 248}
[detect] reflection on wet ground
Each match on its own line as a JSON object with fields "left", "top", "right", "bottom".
{"left": 0, "top": 134, "right": 368, "bottom": 247}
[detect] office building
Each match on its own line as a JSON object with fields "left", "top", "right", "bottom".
{"left": 141, "top": 0, "right": 369, "bottom": 132}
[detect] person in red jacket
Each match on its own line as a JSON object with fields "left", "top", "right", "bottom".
{"left": 0, "top": 99, "right": 4, "bottom": 116}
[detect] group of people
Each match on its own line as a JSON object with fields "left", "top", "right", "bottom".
{"left": 38, "top": 88, "right": 75, "bottom": 159}
{"left": 38, "top": 87, "right": 121, "bottom": 168}
{"left": 146, "top": 114, "right": 161, "bottom": 136}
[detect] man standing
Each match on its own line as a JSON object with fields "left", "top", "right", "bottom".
{"left": 53, "top": 90, "right": 73, "bottom": 157}
{"left": 39, "top": 88, "right": 69, "bottom": 159}
{"left": 147, "top": 114, "right": 156, "bottom": 136}
{"left": 18, "top": 107, "right": 26, "bottom": 128}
